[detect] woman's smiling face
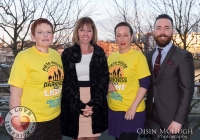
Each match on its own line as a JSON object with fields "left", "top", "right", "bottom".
{"left": 115, "top": 25, "right": 133, "bottom": 54}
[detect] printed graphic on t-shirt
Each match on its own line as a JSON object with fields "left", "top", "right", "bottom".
{"left": 109, "top": 61, "right": 127, "bottom": 102}
{"left": 42, "top": 61, "right": 64, "bottom": 108}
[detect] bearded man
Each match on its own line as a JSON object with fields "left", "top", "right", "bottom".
{"left": 145, "top": 14, "right": 194, "bottom": 140}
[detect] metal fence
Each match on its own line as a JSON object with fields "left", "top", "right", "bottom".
{"left": 0, "top": 83, "right": 200, "bottom": 112}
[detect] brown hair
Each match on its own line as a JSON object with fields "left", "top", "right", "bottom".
{"left": 31, "top": 18, "right": 54, "bottom": 36}
{"left": 114, "top": 22, "right": 133, "bottom": 36}
{"left": 72, "top": 17, "right": 97, "bottom": 45}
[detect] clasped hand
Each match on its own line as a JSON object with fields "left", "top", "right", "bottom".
{"left": 108, "top": 81, "right": 116, "bottom": 92}
{"left": 81, "top": 105, "right": 93, "bottom": 117}
{"left": 125, "top": 106, "right": 136, "bottom": 120}
{"left": 167, "top": 121, "right": 182, "bottom": 134}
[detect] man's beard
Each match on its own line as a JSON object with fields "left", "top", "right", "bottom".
{"left": 153, "top": 34, "right": 172, "bottom": 47}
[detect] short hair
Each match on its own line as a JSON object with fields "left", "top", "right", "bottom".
{"left": 114, "top": 22, "right": 133, "bottom": 36}
{"left": 154, "top": 14, "right": 173, "bottom": 28}
{"left": 31, "top": 18, "right": 54, "bottom": 36}
{"left": 72, "top": 17, "right": 97, "bottom": 45}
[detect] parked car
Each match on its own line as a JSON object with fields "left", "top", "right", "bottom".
{"left": 0, "top": 64, "right": 9, "bottom": 69}
{"left": 194, "top": 53, "right": 200, "bottom": 60}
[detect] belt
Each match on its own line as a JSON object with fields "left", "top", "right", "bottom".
{"left": 78, "top": 81, "right": 90, "bottom": 87}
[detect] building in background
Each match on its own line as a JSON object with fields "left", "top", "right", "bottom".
{"left": 1, "top": 32, "right": 200, "bottom": 61}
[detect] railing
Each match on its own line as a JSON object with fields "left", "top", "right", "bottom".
{"left": 1, "top": 83, "right": 200, "bottom": 93}
{"left": 193, "top": 82, "right": 200, "bottom": 100}
{"left": 0, "top": 83, "right": 200, "bottom": 108}
{"left": 0, "top": 84, "right": 9, "bottom": 88}
{"left": 0, "top": 83, "right": 198, "bottom": 139}
{"left": 0, "top": 83, "right": 10, "bottom": 110}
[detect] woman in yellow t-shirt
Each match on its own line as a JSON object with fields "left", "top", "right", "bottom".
{"left": 8, "top": 18, "right": 63, "bottom": 140}
{"left": 107, "top": 22, "right": 150, "bottom": 140}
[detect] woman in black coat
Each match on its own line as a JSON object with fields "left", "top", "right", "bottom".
{"left": 60, "top": 17, "right": 109, "bottom": 140}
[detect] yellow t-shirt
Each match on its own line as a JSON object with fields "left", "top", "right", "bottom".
{"left": 107, "top": 49, "right": 150, "bottom": 112}
{"left": 8, "top": 46, "right": 64, "bottom": 122}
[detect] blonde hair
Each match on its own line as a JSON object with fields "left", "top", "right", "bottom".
{"left": 72, "top": 17, "right": 98, "bottom": 45}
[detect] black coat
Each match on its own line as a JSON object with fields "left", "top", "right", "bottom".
{"left": 60, "top": 43, "right": 109, "bottom": 138}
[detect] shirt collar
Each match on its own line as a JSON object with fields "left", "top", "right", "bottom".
{"left": 156, "top": 42, "right": 172, "bottom": 53}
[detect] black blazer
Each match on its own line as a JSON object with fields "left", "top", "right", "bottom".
{"left": 146, "top": 45, "right": 194, "bottom": 128}
{"left": 60, "top": 43, "right": 109, "bottom": 138}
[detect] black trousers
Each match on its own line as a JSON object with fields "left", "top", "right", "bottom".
{"left": 115, "top": 132, "right": 138, "bottom": 140}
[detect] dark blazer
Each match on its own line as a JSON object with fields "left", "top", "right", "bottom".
{"left": 146, "top": 45, "right": 194, "bottom": 128}
{"left": 60, "top": 43, "right": 109, "bottom": 138}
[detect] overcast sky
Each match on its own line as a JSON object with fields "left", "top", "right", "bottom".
{"left": 0, "top": 0, "right": 151, "bottom": 43}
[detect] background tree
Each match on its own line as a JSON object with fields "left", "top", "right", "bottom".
{"left": 43, "top": 0, "right": 97, "bottom": 48}
{"left": 0, "top": 0, "right": 42, "bottom": 57}
{"left": 0, "top": 0, "right": 96, "bottom": 82}
{"left": 98, "top": 0, "right": 155, "bottom": 54}
{"left": 0, "top": 0, "right": 96, "bottom": 57}
{"left": 148, "top": 0, "right": 200, "bottom": 51}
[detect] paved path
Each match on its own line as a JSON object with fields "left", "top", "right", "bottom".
{"left": 0, "top": 129, "right": 200, "bottom": 140}
{"left": 62, "top": 130, "right": 115, "bottom": 140}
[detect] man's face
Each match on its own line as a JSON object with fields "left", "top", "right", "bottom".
{"left": 153, "top": 18, "right": 174, "bottom": 48}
